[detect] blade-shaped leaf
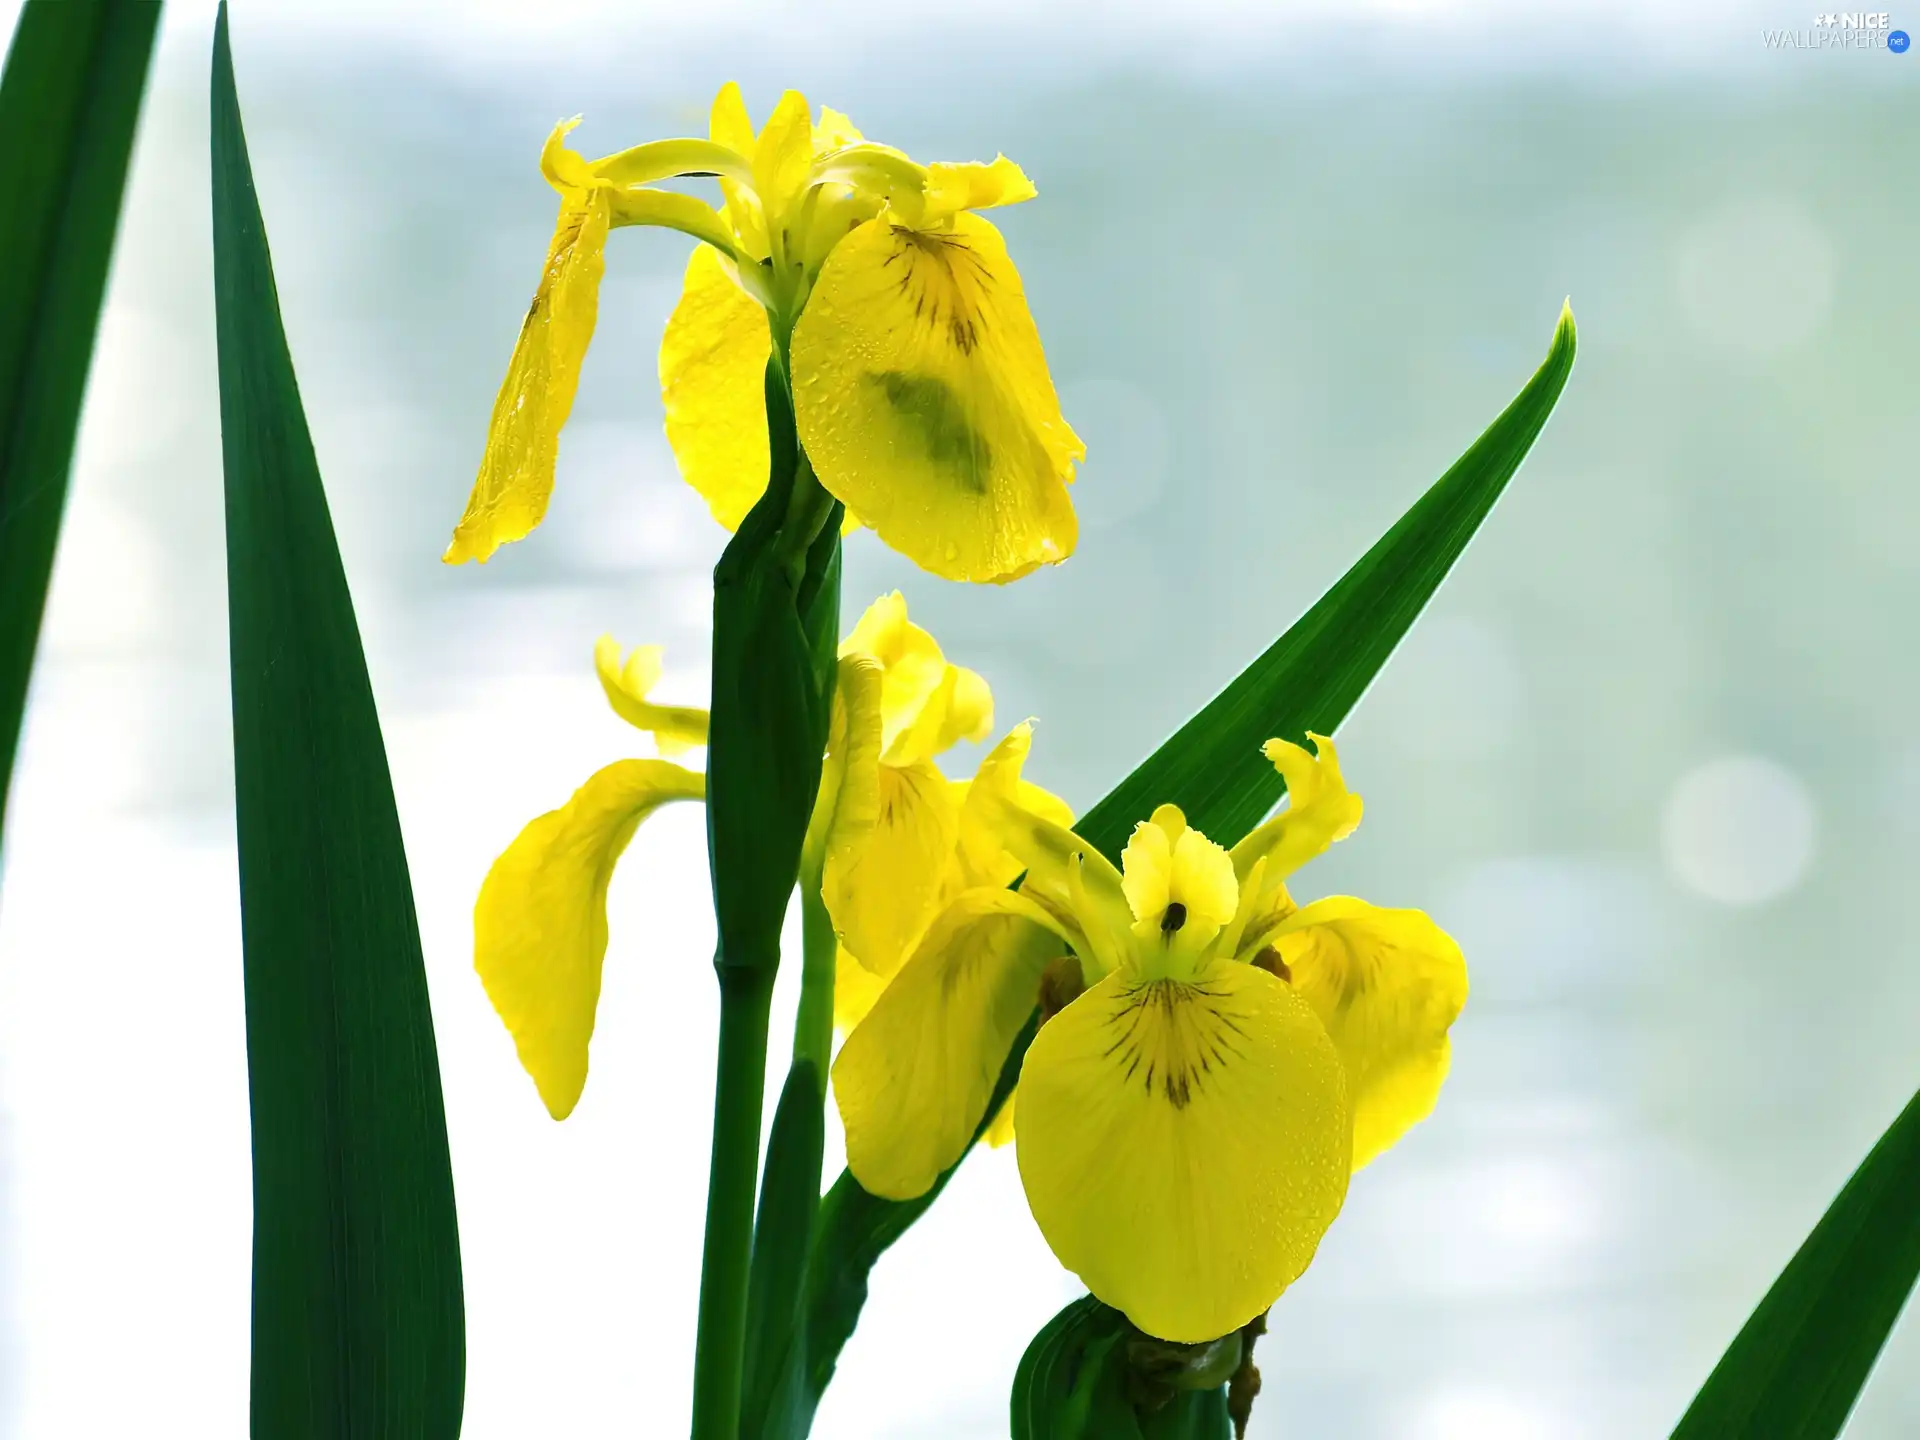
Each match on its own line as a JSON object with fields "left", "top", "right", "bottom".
{"left": 1671, "top": 1083, "right": 1920, "bottom": 1440}
{"left": 780, "top": 303, "right": 1578, "bottom": 1435}
{"left": 211, "top": 9, "right": 463, "bottom": 1435}
{"left": 741, "top": 1060, "right": 827, "bottom": 1440}
{"left": 0, "top": 0, "right": 158, "bottom": 842}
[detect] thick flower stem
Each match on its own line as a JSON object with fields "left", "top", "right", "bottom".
{"left": 792, "top": 873, "right": 837, "bottom": 1081}
{"left": 690, "top": 962, "right": 777, "bottom": 1440}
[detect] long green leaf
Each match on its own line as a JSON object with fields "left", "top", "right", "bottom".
{"left": 211, "top": 9, "right": 463, "bottom": 1435}
{"left": 1672, "top": 1084, "right": 1920, "bottom": 1439}
{"left": 0, "top": 0, "right": 158, "bottom": 843}
{"left": 780, "top": 302, "right": 1577, "bottom": 1434}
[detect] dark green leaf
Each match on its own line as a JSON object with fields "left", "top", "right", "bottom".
{"left": 741, "top": 1060, "right": 827, "bottom": 1440}
{"left": 0, "top": 0, "right": 158, "bottom": 842}
{"left": 211, "top": 9, "right": 463, "bottom": 1435}
{"left": 785, "top": 304, "right": 1578, "bottom": 1433}
{"left": 1074, "top": 299, "right": 1577, "bottom": 860}
{"left": 1671, "top": 1083, "right": 1920, "bottom": 1440}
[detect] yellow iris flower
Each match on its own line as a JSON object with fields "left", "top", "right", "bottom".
{"left": 470, "top": 592, "right": 1047, "bottom": 1122}
{"left": 832, "top": 731, "right": 1468, "bottom": 1344}
{"left": 444, "top": 83, "right": 1083, "bottom": 584}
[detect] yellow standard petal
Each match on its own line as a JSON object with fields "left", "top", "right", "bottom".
{"left": 660, "top": 244, "right": 774, "bottom": 532}
{"left": 446, "top": 119, "right": 611, "bottom": 564}
{"left": 1119, "top": 805, "right": 1241, "bottom": 973}
{"left": 840, "top": 591, "right": 951, "bottom": 756}
{"left": 1266, "top": 897, "right": 1468, "bottom": 1170}
{"left": 834, "top": 888, "right": 1072, "bottom": 1200}
{"left": 593, "top": 636, "right": 709, "bottom": 755}
{"left": 790, "top": 210, "right": 1083, "bottom": 584}
{"left": 1016, "top": 962, "right": 1352, "bottom": 1343}
{"left": 473, "top": 759, "right": 705, "bottom": 1119}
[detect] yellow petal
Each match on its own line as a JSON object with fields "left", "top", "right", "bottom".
{"left": 445, "top": 123, "right": 610, "bottom": 566}
{"left": 606, "top": 188, "right": 745, "bottom": 265}
{"left": 839, "top": 591, "right": 951, "bottom": 756}
{"left": 753, "top": 89, "right": 816, "bottom": 232}
{"left": 924, "top": 155, "right": 1036, "bottom": 220}
{"left": 1119, "top": 811, "right": 1241, "bottom": 975}
{"left": 709, "top": 82, "right": 767, "bottom": 258}
{"left": 593, "top": 636, "right": 710, "bottom": 755}
{"left": 834, "top": 888, "right": 1071, "bottom": 1200}
{"left": 1230, "top": 733, "right": 1364, "bottom": 884}
{"left": 968, "top": 725, "right": 1130, "bottom": 971}
{"left": 473, "top": 759, "right": 705, "bottom": 1119}
{"left": 805, "top": 653, "right": 883, "bottom": 881}
{"left": 833, "top": 943, "right": 890, "bottom": 1034}
{"left": 791, "top": 211, "right": 1083, "bottom": 583}
{"left": 983, "top": 1090, "right": 1017, "bottom": 1149}
{"left": 823, "top": 758, "right": 959, "bottom": 977}
{"left": 660, "top": 244, "right": 774, "bottom": 532}
{"left": 1015, "top": 962, "right": 1351, "bottom": 1343}
{"left": 814, "top": 105, "right": 865, "bottom": 150}
{"left": 1266, "top": 898, "right": 1468, "bottom": 1170}
{"left": 938, "top": 665, "right": 994, "bottom": 751}
{"left": 954, "top": 762, "right": 1075, "bottom": 891}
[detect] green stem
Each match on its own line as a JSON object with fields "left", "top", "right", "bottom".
{"left": 793, "top": 870, "right": 837, "bottom": 1079}
{"left": 690, "top": 966, "right": 776, "bottom": 1440}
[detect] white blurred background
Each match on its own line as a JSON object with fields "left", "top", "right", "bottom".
{"left": 1, "top": 0, "right": 1916, "bottom": 1435}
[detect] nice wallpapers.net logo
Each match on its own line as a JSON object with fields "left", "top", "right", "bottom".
{"left": 1762, "top": 11, "right": 1912, "bottom": 48}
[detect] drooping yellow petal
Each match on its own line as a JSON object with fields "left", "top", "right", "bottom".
{"left": 823, "top": 758, "right": 960, "bottom": 977}
{"left": 446, "top": 121, "right": 611, "bottom": 565}
{"left": 834, "top": 888, "right": 1072, "bottom": 1200}
{"left": 1229, "top": 733, "right": 1365, "bottom": 884}
{"left": 593, "top": 636, "right": 709, "bottom": 755}
{"left": 791, "top": 210, "right": 1083, "bottom": 583}
{"left": 1016, "top": 962, "right": 1352, "bottom": 1343}
{"left": 660, "top": 244, "right": 774, "bottom": 532}
{"left": 473, "top": 759, "right": 705, "bottom": 1119}
{"left": 1266, "top": 897, "right": 1468, "bottom": 1170}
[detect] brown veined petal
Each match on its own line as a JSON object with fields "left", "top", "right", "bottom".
{"left": 833, "top": 888, "right": 1073, "bottom": 1200}
{"left": 445, "top": 125, "right": 612, "bottom": 565}
{"left": 1265, "top": 897, "right": 1468, "bottom": 1170}
{"left": 790, "top": 210, "right": 1083, "bottom": 584}
{"left": 1015, "top": 961, "right": 1351, "bottom": 1343}
{"left": 660, "top": 244, "right": 774, "bottom": 532}
{"left": 473, "top": 759, "right": 705, "bottom": 1119}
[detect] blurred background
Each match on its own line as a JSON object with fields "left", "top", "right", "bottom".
{"left": 1, "top": 0, "right": 1915, "bottom": 1435}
